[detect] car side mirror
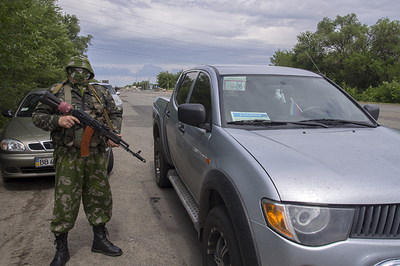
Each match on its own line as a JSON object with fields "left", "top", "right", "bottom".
{"left": 363, "top": 104, "right": 380, "bottom": 120}
{"left": 2, "top": 110, "right": 13, "bottom": 118}
{"left": 178, "top": 103, "right": 210, "bottom": 131}
{"left": 116, "top": 92, "right": 120, "bottom": 95}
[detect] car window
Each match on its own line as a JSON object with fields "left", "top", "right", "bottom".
{"left": 221, "top": 75, "right": 372, "bottom": 124}
{"left": 17, "top": 93, "right": 43, "bottom": 117}
{"left": 176, "top": 72, "right": 198, "bottom": 105}
{"left": 103, "top": 85, "right": 116, "bottom": 95}
{"left": 189, "top": 73, "right": 212, "bottom": 119}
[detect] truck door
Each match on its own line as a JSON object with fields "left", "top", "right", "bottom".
{"left": 166, "top": 72, "right": 212, "bottom": 198}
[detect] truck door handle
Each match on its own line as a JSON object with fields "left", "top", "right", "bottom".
{"left": 178, "top": 124, "right": 185, "bottom": 133}
{"left": 166, "top": 111, "right": 170, "bottom": 118}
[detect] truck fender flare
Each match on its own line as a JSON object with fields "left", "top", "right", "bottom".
{"left": 198, "top": 169, "right": 261, "bottom": 266}
{"left": 152, "top": 112, "right": 173, "bottom": 166}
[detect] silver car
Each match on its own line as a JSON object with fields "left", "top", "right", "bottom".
{"left": 0, "top": 88, "right": 114, "bottom": 183}
{"left": 153, "top": 65, "right": 400, "bottom": 266}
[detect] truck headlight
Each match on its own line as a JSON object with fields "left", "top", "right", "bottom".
{"left": 1, "top": 139, "right": 25, "bottom": 151}
{"left": 262, "top": 199, "right": 355, "bottom": 246}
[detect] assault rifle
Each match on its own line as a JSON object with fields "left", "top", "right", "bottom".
{"left": 40, "top": 91, "right": 146, "bottom": 163}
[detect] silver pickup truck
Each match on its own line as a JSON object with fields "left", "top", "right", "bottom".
{"left": 152, "top": 65, "right": 400, "bottom": 266}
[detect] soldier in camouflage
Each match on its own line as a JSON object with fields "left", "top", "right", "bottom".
{"left": 32, "top": 55, "right": 123, "bottom": 266}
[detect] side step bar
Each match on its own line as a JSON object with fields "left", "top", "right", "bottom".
{"left": 168, "top": 169, "right": 199, "bottom": 225}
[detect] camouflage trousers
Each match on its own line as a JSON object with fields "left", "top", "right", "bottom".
{"left": 50, "top": 145, "right": 112, "bottom": 234}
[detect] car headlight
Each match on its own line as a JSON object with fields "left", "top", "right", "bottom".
{"left": 1, "top": 139, "right": 25, "bottom": 151}
{"left": 262, "top": 199, "right": 355, "bottom": 246}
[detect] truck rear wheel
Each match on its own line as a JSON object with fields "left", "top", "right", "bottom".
{"left": 154, "top": 137, "right": 172, "bottom": 187}
{"left": 203, "top": 205, "right": 243, "bottom": 266}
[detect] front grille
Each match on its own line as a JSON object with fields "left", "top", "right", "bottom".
{"left": 28, "top": 141, "right": 53, "bottom": 151}
{"left": 350, "top": 205, "right": 400, "bottom": 239}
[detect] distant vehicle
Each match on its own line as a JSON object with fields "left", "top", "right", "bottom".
{"left": 91, "top": 83, "right": 123, "bottom": 114}
{"left": 153, "top": 65, "right": 400, "bottom": 266}
{"left": 0, "top": 88, "right": 114, "bottom": 183}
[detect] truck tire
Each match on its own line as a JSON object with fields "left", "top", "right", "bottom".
{"left": 202, "top": 205, "right": 243, "bottom": 266}
{"left": 154, "top": 137, "right": 172, "bottom": 187}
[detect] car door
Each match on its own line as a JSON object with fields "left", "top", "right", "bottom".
{"left": 166, "top": 71, "right": 212, "bottom": 198}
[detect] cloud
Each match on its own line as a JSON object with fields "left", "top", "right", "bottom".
{"left": 135, "top": 64, "right": 163, "bottom": 77}
{"left": 57, "top": 0, "right": 400, "bottom": 86}
{"left": 93, "top": 66, "right": 132, "bottom": 76}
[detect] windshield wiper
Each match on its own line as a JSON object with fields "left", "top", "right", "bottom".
{"left": 299, "top": 119, "right": 377, "bottom": 128}
{"left": 227, "top": 120, "right": 329, "bottom": 128}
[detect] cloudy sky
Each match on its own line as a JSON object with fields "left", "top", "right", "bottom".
{"left": 56, "top": 0, "right": 400, "bottom": 87}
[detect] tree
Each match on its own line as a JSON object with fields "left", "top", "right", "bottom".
{"left": 270, "top": 14, "right": 400, "bottom": 92}
{"left": 370, "top": 17, "right": 400, "bottom": 84}
{"left": 62, "top": 14, "right": 93, "bottom": 55}
{"left": 0, "top": 0, "right": 92, "bottom": 128}
{"left": 157, "top": 71, "right": 182, "bottom": 90}
{"left": 270, "top": 49, "right": 293, "bottom": 67}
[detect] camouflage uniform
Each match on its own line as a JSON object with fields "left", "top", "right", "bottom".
{"left": 32, "top": 56, "right": 122, "bottom": 234}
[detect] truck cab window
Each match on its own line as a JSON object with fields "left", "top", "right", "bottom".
{"left": 176, "top": 72, "right": 197, "bottom": 105}
{"left": 189, "top": 73, "right": 212, "bottom": 119}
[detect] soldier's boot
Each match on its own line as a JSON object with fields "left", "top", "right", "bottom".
{"left": 50, "top": 233, "right": 70, "bottom": 266}
{"left": 91, "top": 224, "right": 123, "bottom": 256}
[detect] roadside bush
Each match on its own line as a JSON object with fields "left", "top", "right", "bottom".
{"left": 342, "top": 80, "right": 400, "bottom": 103}
{"left": 341, "top": 83, "right": 362, "bottom": 101}
{"left": 364, "top": 80, "right": 400, "bottom": 103}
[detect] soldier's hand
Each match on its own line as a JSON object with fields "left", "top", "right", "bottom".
{"left": 58, "top": 115, "right": 80, "bottom": 129}
{"left": 107, "top": 134, "right": 121, "bottom": 147}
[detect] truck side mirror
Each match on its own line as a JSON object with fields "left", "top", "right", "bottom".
{"left": 178, "top": 103, "right": 208, "bottom": 130}
{"left": 363, "top": 104, "right": 380, "bottom": 120}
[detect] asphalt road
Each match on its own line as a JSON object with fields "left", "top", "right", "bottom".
{"left": 0, "top": 90, "right": 398, "bottom": 266}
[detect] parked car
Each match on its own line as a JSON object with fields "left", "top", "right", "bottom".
{"left": 91, "top": 83, "right": 123, "bottom": 114}
{"left": 0, "top": 88, "right": 114, "bottom": 183}
{"left": 152, "top": 65, "right": 400, "bottom": 265}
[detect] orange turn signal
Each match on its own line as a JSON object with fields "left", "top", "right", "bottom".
{"left": 263, "top": 202, "right": 293, "bottom": 238}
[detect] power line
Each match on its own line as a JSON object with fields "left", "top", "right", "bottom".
{"left": 90, "top": 47, "right": 200, "bottom": 64}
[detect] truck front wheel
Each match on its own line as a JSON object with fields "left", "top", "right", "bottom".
{"left": 154, "top": 137, "right": 172, "bottom": 187}
{"left": 202, "top": 205, "right": 243, "bottom": 266}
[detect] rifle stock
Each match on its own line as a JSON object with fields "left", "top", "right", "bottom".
{"left": 40, "top": 91, "right": 146, "bottom": 162}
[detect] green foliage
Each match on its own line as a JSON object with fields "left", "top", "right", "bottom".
{"left": 364, "top": 80, "right": 400, "bottom": 103}
{"left": 271, "top": 13, "right": 400, "bottom": 101}
{"left": 131, "top": 80, "right": 150, "bottom": 89}
{"left": 0, "top": 0, "right": 92, "bottom": 128}
{"left": 157, "top": 71, "right": 182, "bottom": 90}
{"left": 342, "top": 80, "right": 400, "bottom": 103}
{"left": 270, "top": 49, "right": 293, "bottom": 67}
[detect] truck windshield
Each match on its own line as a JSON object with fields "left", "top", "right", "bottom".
{"left": 220, "top": 75, "right": 374, "bottom": 127}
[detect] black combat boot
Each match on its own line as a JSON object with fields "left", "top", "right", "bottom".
{"left": 91, "top": 224, "right": 123, "bottom": 256}
{"left": 50, "top": 233, "right": 70, "bottom": 266}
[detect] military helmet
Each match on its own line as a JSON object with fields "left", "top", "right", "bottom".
{"left": 66, "top": 55, "right": 95, "bottom": 81}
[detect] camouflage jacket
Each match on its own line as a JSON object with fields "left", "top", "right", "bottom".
{"left": 32, "top": 82, "right": 122, "bottom": 148}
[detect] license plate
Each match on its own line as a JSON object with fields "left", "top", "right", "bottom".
{"left": 35, "top": 157, "right": 54, "bottom": 167}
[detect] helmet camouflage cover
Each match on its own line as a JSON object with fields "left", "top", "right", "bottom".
{"left": 66, "top": 55, "right": 95, "bottom": 81}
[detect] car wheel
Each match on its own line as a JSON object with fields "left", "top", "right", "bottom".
{"left": 203, "top": 205, "right": 243, "bottom": 266}
{"left": 154, "top": 137, "right": 172, "bottom": 187}
{"left": 107, "top": 148, "right": 114, "bottom": 174}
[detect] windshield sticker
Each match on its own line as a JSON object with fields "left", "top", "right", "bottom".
{"left": 231, "top": 112, "right": 270, "bottom": 121}
{"left": 223, "top": 77, "right": 246, "bottom": 91}
{"left": 20, "top": 107, "right": 29, "bottom": 112}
